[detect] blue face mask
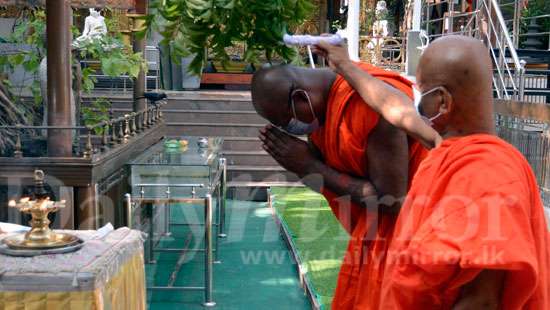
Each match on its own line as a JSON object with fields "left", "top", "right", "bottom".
{"left": 413, "top": 85, "right": 444, "bottom": 125}
{"left": 283, "top": 89, "right": 320, "bottom": 135}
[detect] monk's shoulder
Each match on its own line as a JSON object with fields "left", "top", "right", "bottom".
{"left": 344, "top": 93, "right": 380, "bottom": 129}
{"left": 443, "top": 137, "right": 529, "bottom": 195}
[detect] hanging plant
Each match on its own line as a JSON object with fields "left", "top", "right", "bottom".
{"left": 144, "top": 0, "right": 316, "bottom": 75}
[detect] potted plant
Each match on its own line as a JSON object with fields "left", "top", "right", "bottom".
{"left": 145, "top": 0, "right": 316, "bottom": 86}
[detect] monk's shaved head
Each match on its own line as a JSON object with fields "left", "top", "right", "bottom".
{"left": 251, "top": 65, "right": 336, "bottom": 126}
{"left": 251, "top": 65, "right": 296, "bottom": 124}
{"left": 417, "top": 35, "right": 495, "bottom": 136}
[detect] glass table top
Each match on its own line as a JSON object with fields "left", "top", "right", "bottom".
{"left": 129, "top": 136, "right": 224, "bottom": 198}
{"left": 130, "top": 136, "right": 223, "bottom": 167}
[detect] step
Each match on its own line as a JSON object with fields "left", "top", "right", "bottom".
{"left": 164, "top": 90, "right": 251, "bottom": 101}
{"left": 91, "top": 107, "right": 265, "bottom": 124}
{"left": 81, "top": 91, "right": 254, "bottom": 112}
{"left": 221, "top": 137, "right": 263, "bottom": 151}
{"left": 163, "top": 110, "right": 266, "bottom": 124}
{"left": 227, "top": 187, "right": 269, "bottom": 201}
{"left": 165, "top": 98, "right": 254, "bottom": 111}
{"left": 228, "top": 181, "right": 305, "bottom": 188}
{"left": 81, "top": 97, "right": 132, "bottom": 111}
{"left": 222, "top": 150, "right": 278, "bottom": 166}
{"left": 228, "top": 165, "right": 300, "bottom": 183}
{"left": 226, "top": 181, "right": 306, "bottom": 201}
{"left": 166, "top": 122, "right": 264, "bottom": 137}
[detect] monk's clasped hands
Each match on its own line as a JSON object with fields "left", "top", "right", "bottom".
{"left": 259, "top": 125, "right": 318, "bottom": 178}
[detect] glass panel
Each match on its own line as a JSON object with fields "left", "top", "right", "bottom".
{"left": 129, "top": 136, "right": 223, "bottom": 198}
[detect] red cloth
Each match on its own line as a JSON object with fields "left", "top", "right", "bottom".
{"left": 309, "top": 63, "right": 428, "bottom": 309}
{"left": 380, "top": 134, "right": 550, "bottom": 309}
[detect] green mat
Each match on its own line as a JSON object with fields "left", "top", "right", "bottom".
{"left": 147, "top": 200, "right": 311, "bottom": 310}
{"left": 271, "top": 187, "right": 349, "bottom": 308}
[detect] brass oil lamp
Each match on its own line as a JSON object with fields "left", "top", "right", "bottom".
{"left": 3, "top": 170, "right": 78, "bottom": 249}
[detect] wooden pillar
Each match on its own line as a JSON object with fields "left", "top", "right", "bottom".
{"left": 319, "top": 0, "right": 329, "bottom": 33}
{"left": 46, "top": 0, "right": 73, "bottom": 157}
{"left": 133, "top": 0, "right": 148, "bottom": 112}
{"left": 75, "top": 184, "right": 98, "bottom": 229}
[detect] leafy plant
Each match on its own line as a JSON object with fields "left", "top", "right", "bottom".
{"left": 145, "top": 0, "right": 316, "bottom": 75}
{"left": 0, "top": 9, "right": 46, "bottom": 106}
{"left": 81, "top": 97, "right": 111, "bottom": 133}
{"left": 520, "top": 0, "right": 550, "bottom": 49}
{"left": 0, "top": 80, "right": 34, "bottom": 152}
{"left": 76, "top": 35, "right": 146, "bottom": 81}
{"left": 0, "top": 8, "right": 147, "bottom": 134}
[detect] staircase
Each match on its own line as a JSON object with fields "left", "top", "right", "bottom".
{"left": 163, "top": 91, "right": 301, "bottom": 186}
{"left": 419, "top": 0, "right": 550, "bottom": 103}
{"left": 88, "top": 91, "right": 302, "bottom": 200}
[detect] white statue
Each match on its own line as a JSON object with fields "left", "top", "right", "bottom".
{"left": 373, "top": 1, "right": 390, "bottom": 38}
{"left": 367, "top": 0, "right": 390, "bottom": 59}
{"left": 73, "top": 8, "right": 107, "bottom": 47}
{"left": 368, "top": 1, "right": 390, "bottom": 50}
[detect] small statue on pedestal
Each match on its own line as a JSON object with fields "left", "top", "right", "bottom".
{"left": 367, "top": 1, "right": 390, "bottom": 50}
{"left": 73, "top": 8, "right": 107, "bottom": 48}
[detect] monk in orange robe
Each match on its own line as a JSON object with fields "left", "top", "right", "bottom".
{"left": 315, "top": 35, "right": 550, "bottom": 308}
{"left": 251, "top": 63, "right": 428, "bottom": 309}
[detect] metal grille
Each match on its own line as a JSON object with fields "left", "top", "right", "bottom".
{"left": 495, "top": 113, "right": 550, "bottom": 207}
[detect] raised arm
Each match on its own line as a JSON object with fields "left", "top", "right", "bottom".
{"left": 312, "top": 41, "right": 441, "bottom": 149}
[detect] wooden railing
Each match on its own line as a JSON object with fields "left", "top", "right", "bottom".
{"left": 0, "top": 102, "right": 165, "bottom": 159}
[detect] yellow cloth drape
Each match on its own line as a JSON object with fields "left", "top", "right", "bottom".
{"left": 0, "top": 254, "right": 145, "bottom": 310}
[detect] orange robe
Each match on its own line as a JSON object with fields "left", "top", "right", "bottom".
{"left": 309, "top": 63, "right": 428, "bottom": 309}
{"left": 380, "top": 134, "right": 550, "bottom": 309}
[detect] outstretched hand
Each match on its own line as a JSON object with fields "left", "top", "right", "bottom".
{"left": 259, "top": 125, "right": 318, "bottom": 178}
{"left": 311, "top": 40, "right": 352, "bottom": 74}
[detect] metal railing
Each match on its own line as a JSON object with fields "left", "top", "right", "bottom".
{"left": 359, "top": 36, "right": 406, "bottom": 71}
{"left": 421, "top": 0, "right": 526, "bottom": 100}
{"left": 0, "top": 102, "right": 165, "bottom": 159}
{"left": 494, "top": 100, "right": 550, "bottom": 207}
{"left": 80, "top": 45, "right": 160, "bottom": 93}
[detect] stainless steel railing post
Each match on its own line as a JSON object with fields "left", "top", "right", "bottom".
{"left": 203, "top": 194, "right": 215, "bottom": 307}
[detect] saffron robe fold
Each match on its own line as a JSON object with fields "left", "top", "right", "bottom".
{"left": 309, "top": 63, "right": 428, "bottom": 309}
{"left": 380, "top": 134, "right": 550, "bottom": 309}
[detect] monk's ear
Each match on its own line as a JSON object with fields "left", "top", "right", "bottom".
{"left": 438, "top": 87, "right": 453, "bottom": 115}
{"left": 291, "top": 89, "right": 309, "bottom": 106}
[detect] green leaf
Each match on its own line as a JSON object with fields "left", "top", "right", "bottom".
{"left": 11, "top": 54, "right": 25, "bottom": 65}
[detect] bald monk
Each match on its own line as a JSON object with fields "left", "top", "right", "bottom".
{"left": 315, "top": 35, "right": 550, "bottom": 308}
{"left": 251, "top": 63, "right": 428, "bottom": 309}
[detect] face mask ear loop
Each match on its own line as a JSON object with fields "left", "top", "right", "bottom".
{"left": 301, "top": 90, "right": 317, "bottom": 120}
{"left": 422, "top": 86, "right": 442, "bottom": 97}
{"left": 429, "top": 112, "right": 443, "bottom": 122}
{"left": 290, "top": 94, "right": 299, "bottom": 120}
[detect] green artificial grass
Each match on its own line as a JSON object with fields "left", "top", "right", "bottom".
{"left": 271, "top": 187, "right": 349, "bottom": 308}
